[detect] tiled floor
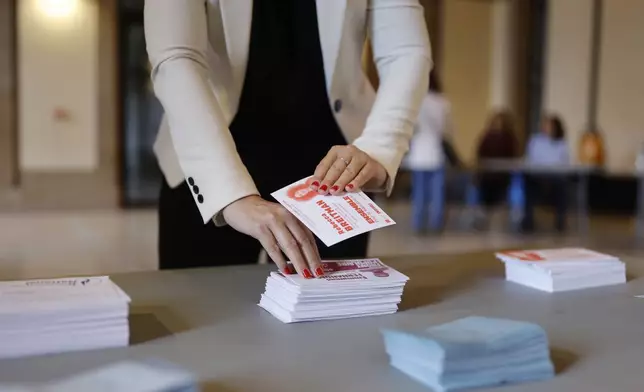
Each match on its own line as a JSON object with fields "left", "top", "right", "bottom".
{"left": 0, "top": 201, "right": 642, "bottom": 280}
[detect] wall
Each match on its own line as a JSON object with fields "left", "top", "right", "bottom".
{"left": 441, "top": 0, "right": 493, "bottom": 163}
{"left": 543, "top": 0, "right": 644, "bottom": 173}
{"left": 597, "top": 0, "right": 644, "bottom": 173}
{"left": 489, "top": 0, "right": 514, "bottom": 111}
{"left": 0, "top": 0, "right": 16, "bottom": 188}
{"left": 1, "top": 0, "right": 119, "bottom": 209}
{"left": 18, "top": 0, "right": 99, "bottom": 171}
{"left": 542, "top": 0, "right": 594, "bottom": 164}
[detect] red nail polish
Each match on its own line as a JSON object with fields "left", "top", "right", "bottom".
{"left": 315, "top": 267, "right": 325, "bottom": 277}
{"left": 347, "top": 184, "right": 354, "bottom": 190}
{"left": 303, "top": 269, "right": 314, "bottom": 279}
{"left": 285, "top": 265, "right": 296, "bottom": 275}
{"left": 331, "top": 185, "right": 339, "bottom": 192}
{"left": 310, "top": 180, "right": 319, "bottom": 187}
{"left": 320, "top": 185, "right": 328, "bottom": 192}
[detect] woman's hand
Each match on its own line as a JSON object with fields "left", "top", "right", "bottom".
{"left": 222, "top": 196, "right": 323, "bottom": 278}
{"left": 308, "top": 145, "right": 388, "bottom": 195}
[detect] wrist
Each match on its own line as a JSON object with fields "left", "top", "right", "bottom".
{"left": 221, "top": 194, "right": 260, "bottom": 222}
{"left": 364, "top": 164, "right": 388, "bottom": 192}
{"left": 375, "top": 164, "right": 388, "bottom": 188}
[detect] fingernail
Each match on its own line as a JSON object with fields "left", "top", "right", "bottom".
{"left": 303, "top": 269, "right": 314, "bottom": 279}
{"left": 319, "top": 185, "right": 328, "bottom": 192}
{"left": 286, "top": 265, "right": 296, "bottom": 275}
{"left": 315, "top": 267, "right": 325, "bottom": 277}
{"left": 331, "top": 185, "right": 339, "bottom": 193}
{"left": 310, "top": 181, "right": 320, "bottom": 188}
{"left": 346, "top": 184, "right": 354, "bottom": 190}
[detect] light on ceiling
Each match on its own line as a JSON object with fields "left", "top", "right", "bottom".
{"left": 38, "top": 0, "right": 78, "bottom": 19}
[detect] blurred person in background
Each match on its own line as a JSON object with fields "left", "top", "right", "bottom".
{"left": 406, "top": 71, "right": 452, "bottom": 233}
{"left": 522, "top": 115, "right": 571, "bottom": 232}
{"left": 145, "top": 1, "right": 431, "bottom": 277}
{"left": 473, "top": 111, "right": 519, "bottom": 209}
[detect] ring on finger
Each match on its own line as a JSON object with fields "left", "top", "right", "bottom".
{"left": 338, "top": 156, "right": 351, "bottom": 167}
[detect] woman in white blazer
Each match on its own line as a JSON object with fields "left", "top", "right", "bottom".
{"left": 405, "top": 72, "right": 452, "bottom": 232}
{"left": 145, "top": 0, "right": 431, "bottom": 277}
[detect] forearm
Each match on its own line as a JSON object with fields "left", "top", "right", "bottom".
{"left": 145, "top": 0, "right": 259, "bottom": 224}
{"left": 357, "top": 0, "right": 432, "bottom": 194}
{"left": 354, "top": 55, "right": 430, "bottom": 190}
{"left": 153, "top": 59, "right": 259, "bottom": 224}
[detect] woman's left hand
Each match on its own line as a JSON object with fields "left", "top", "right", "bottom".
{"left": 308, "top": 145, "right": 388, "bottom": 195}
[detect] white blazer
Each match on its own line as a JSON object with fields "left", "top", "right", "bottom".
{"left": 144, "top": 0, "right": 432, "bottom": 224}
{"left": 406, "top": 92, "right": 452, "bottom": 170}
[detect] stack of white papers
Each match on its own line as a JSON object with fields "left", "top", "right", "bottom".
{"left": 382, "top": 316, "right": 555, "bottom": 392}
{"left": 0, "top": 276, "right": 131, "bottom": 359}
{"left": 258, "top": 258, "right": 409, "bottom": 323}
{"left": 497, "top": 248, "right": 626, "bottom": 292}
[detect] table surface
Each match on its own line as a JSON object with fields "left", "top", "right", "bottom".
{"left": 1, "top": 251, "right": 644, "bottom": 392}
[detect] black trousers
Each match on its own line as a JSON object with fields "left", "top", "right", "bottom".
{"left": 522, "top": 175, "right": 569, "bottom": 231}
{"left": 478, "top": 174, "right": 511, "bottom": 206}
{"left": 158, "top": 181, "right": 370, "bottom": 270}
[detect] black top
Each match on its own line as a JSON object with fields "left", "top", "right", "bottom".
{"left": 229, "top": 0, "right": 346, "bottom": 196}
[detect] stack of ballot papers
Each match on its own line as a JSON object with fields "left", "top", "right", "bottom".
{"left": 0, "top": 276, "right": 131, "bottom": 359}
{"left": 259, "top": 258, "right": 409, "bottom": 323}
{"left": 496, "top": 248, "right": 626, "bottom": 292}
{"left": 382, "top": 316, "right": 555, "bottom": 392}
{"left": 0, "top": 360, "right": 199, "bottom": 392}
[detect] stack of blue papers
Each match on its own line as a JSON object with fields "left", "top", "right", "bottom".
{"left": 382, "top": 316, "right": 555, "bottom": 391}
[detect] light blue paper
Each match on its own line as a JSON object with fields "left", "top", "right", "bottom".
{"left": 382, "top": 316, "right": 555, "bottom": 391}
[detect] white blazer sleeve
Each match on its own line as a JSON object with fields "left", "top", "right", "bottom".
{"left": 353, "top": 0, "right": 432, "bottom": 194}
{"left": 144, "top": 0, "right": 259, "bottom": 225}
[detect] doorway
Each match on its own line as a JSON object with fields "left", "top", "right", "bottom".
{"left": 118, "top": 0, "right": 164, "bottom": 206}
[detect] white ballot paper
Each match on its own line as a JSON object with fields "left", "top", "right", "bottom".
{"left": 496, "top": 248, "right": 626, "bottom": 292}
{"left": 271, "top": 179, "right": 396, "bottom": 246}
{"left": 0, "top": 276, "right": 130, "bottom": 311}
{"left": 0, "top": 276, "right": 131, "bottom": 359}
{"left": 259, "top": 258, "right": 410, "bottom": 323}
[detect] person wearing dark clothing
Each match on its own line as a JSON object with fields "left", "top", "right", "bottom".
{"left": 475, "top": 111, "right": 519, "bottom": 206}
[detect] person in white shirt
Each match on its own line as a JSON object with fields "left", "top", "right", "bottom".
{"left": 145, "top": 1, "right": 431, "bottom": 277}
{"left": 405, "top": 72, "right": 452, "bottom": 232}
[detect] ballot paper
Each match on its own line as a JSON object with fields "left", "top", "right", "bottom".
{"left": 258, "top": 258, "right": 409, "bottom": 323}
{"left": 382, "top": 316, "right": 555, "bottom": 392}
{"left": 496, "top": 248, "right": 626, "bottom": 292}
{"left": 0, "top": 360, "right": 199, "bottom": 392}
{"left": 271, "top": 179, "right": 395, "bottom": 246}
{"left": 0, "top": 276, "right": 131, "bottom": 359}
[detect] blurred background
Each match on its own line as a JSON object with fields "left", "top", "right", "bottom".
{"left": 0, "top": 0, "right": 643, "bottom": 280}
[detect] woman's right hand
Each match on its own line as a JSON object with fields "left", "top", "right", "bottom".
{"left": 222, "top": 196, "right": 323, "bottom": 279}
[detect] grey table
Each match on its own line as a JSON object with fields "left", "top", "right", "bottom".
{"left": 1, "top": 252, "right": 644, "bottom": 392}
{"left": 472, "top": 160, "right": 597, "bottom": 233}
